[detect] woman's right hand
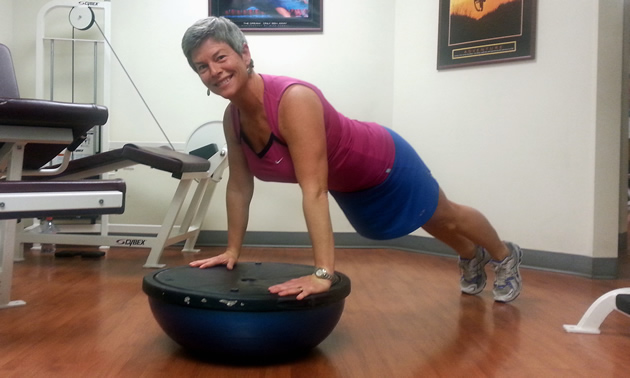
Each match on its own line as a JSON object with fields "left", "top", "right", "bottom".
{"left": 189, "top": 250, "right": 239, "bottom": 270}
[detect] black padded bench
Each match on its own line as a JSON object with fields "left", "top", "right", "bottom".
{"left": 0, "top": 97, "right": 107, "bottom": 170}
{"left": 0, "top": 98, "right": 210, "bottom": 181}
{"left": 616, "top": 294, "right": 630, "bottom": 315}
{"left": 44, "top": 143, "right": 210, "bottom": 180}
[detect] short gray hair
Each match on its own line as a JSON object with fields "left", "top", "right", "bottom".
{"left": 181, "top": 17, "right": 248, "bottom": 72}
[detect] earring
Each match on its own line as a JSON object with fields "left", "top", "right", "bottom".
{"left": 247, "top": 59, "right": 255, "bottom": 75}
{"left": 207, "top": 88, "right": 211, "bottom": 96}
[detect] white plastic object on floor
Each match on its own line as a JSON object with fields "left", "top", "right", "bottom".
{"left": 563, "top": 288, "right": 630, "bottom": 334}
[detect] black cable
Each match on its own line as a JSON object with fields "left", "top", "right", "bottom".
{"left": 93, "top": 18, "right": 175, "bottom": 150}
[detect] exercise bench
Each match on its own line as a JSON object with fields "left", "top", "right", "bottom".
{"left": 18, "top": 140, "right": 228, "bottom": 269}
{"left": 0, "top": 180, "right": 126, "bottom": 308}
{"left": 1, "top": 40, "right": 127, "bottom": 307}
{"left": 1, "top": 42, "right": 228, "bottom": 271}
{"left": 563, "top": 288, "right": 630, "bottom": 334}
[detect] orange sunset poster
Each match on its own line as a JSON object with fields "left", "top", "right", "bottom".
{"left": 437, "top": 0, "right": 536, "bottom": 69}
{"left": 450, "top": 0, "right": 517, "bottom": 20}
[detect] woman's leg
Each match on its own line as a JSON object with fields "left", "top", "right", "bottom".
{"left": 422, "top": 188, "right": 523, "bottom": 302}
{"left": 421, "top": 188, "right": 509, "bottom": 260}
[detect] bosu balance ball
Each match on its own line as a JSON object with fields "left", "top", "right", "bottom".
{"left": 142, "top": 262, "right": 351, "bottom": 360}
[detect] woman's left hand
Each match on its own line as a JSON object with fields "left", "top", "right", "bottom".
{"left": 268, "top": 274, "right": 332, "bottom": 300}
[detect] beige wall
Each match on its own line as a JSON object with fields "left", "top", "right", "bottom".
{"left": 0, "top": 0, "right": 13, "bottom": 46}
{"left": 5, "top": 0, "right": 627, "bottom": 259}
{"left": 393, "top": 0, "right": 624, "bottom": 258}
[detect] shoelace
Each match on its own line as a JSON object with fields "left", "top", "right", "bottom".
{"left": 460, "top": 258, "right": 483, "bottom": 281}
{"left": 494, "top": 260, "right": 512, "bottom": 286}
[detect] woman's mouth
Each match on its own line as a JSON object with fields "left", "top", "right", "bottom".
{"left": 215, "top": 75, "right": 232, "bottom": 88}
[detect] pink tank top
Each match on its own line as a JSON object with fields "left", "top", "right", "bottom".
{"left": 231, "top": 74, "right": 395, "bottom": 192}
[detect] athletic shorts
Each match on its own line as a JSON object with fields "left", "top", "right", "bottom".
{"left": 330, "top": 128, "right": 440, "bottom": 240}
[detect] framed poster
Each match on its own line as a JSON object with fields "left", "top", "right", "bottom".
{"left": 437, "top": 0, "right": 537, "bottom": 70}
{"left": 209, "top": 0, "right": 322, "bottom": 32}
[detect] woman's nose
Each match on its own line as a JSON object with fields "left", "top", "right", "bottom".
{"left": 209, "top": 62, "right": 222, "bottom": 76}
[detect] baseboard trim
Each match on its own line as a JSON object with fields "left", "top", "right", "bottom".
{"left": 194, "top": 231, "right": 619, "bottom": 279}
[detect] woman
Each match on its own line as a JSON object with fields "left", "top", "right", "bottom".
{"left": 182, "top": 17, "right": 523, "bottom": 303}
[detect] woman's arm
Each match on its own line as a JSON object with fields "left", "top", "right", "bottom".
{"left": 268, "top": 85, "right": 335, "bottom": 299}
{"left": 190, "top": 105, "right": 254, "bottom": 269}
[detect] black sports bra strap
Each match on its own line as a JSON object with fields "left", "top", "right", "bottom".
{"left": 241, "top": 132, "right": 286, "bottom": 158}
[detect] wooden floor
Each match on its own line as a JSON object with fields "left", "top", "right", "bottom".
{"left": 1, "top": 244, "right": 629, "bottom": 377}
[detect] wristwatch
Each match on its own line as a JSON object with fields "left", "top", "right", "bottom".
{"left": 314, "top": 267, "right": 335, "bottom": 281}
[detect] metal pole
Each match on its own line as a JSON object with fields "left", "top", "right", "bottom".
{"left": 71, "top": 29, "right": 75, "bottom": 103}
{"left": 94, "top": 41, "right": 101, "bottom": 153}
{"left": 49, "top": 39, "right": 54, "bottom": 101}
{"left": 93, "top": 41, "right": 98, "bottom": 104}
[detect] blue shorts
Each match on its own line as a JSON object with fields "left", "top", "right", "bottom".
{"left": 330, "top": 128, "right": 439, "bottom": 240}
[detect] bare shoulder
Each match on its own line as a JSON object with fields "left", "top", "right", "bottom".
{"left": 280, "top": 84, "right": 321, "bottom": 109}
{"left": 278, "top": 84, "right": 325, "bottom": 142}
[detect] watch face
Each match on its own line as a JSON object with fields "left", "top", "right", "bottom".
{"left": 315, "top": 268, "right": 332, "bottom": 280}
{"left": 69, "top": 6, "right": 95, "bottom": 31}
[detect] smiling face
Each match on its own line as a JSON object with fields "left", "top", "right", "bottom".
{"left": 191, "top": 38, "right": 252, "bottom": 99}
